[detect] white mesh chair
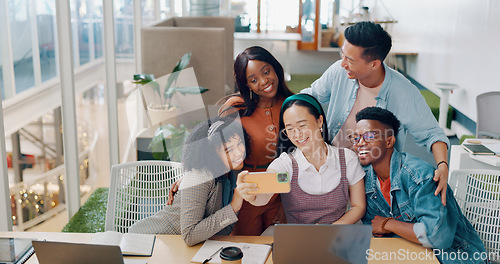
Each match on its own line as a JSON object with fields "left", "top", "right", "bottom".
{"left": 105, "top": 160, "right": 184, "bottom": 233}
{"left": 476, "top": 91, "right": 500, "bottom": 139}
{"left": 450, "top": 169, "right": 500, "bottom": 259}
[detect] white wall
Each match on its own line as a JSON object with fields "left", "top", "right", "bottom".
{"left": 382, "top": 0, "right": 500, "bottom": 121}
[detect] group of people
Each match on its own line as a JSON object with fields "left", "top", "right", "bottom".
{"left": 129, "top": 21, "right": 487, "bottom": 263}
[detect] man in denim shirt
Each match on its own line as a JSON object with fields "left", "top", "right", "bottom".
{"left": 351, "top": 107, "right": 487, "bottom": 264}
{"left": 302, "top": 21, "right": 450, "bottom": 205}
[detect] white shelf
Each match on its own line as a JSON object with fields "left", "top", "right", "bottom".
{"left": 317, "top": 47, "right": 341, "bottom": 52}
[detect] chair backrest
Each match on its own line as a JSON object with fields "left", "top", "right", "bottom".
{"left": 105, "top": 160, "right": 184, "bottom": 233}
{"left": 476, "top": 91, "right": 500, "bottom": 139}
{"left": 141, "top": 16, "right": 235, "bottom": 106}
{"left": 450, "top": 169, "right": 500, "bottom": 257}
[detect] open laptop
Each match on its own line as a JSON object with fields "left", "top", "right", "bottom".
{"left": 32, "top": 240, "right": 124, "bottom": 264}
{"left": 273, "top": 224, "right": 372, "bottom": 264}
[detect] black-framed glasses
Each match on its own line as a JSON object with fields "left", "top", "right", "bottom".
{"left": 348, "top": 131, "right": 386, "bottom": 144}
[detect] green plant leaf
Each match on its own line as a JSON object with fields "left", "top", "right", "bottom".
{"left": 134, "top": 53, "right": 198, "bottom": 106}
{"left": 172, "top": 52, "right": 191, "bottom": 73}
{"left": 132, "top": 74, "right": 155, "bottom": 84}
{"left": 164, "top": 71, "right": 181, "bottom": 98}
{"left": 164, "top": 86, "right": 208, "bottom": 99}
{"left": 164, "top": 53, "right": 192, "bottom": 104}
{"left": 146, "top": 81, "right": 161, "bottom": 99}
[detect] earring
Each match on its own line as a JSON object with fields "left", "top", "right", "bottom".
{"left": 320, "top": 127, "right": 323, "bottom": 132}
{"left": 250, "top": 91, "right": 253, "bottom": 100}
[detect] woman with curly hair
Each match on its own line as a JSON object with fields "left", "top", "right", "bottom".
{"left": 130, "top": 115, "right": 249, "bottom": 246}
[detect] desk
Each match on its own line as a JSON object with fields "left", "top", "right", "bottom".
{"left": 0, "top": 232, "right": 438, "bottom": 263}
{"left": 234, "top": 32, "right": 302, "bottom": 81}
{"left": 449, "top": 139, "right": 500, "bottom": 173}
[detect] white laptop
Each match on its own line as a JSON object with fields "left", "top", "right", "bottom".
{"left": 273, "top": 224, "right": 372, "bottom": 264}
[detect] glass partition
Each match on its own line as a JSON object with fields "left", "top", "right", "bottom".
{"left": 37, "top": 0, "right": 58, "bottom": 82}
{"left": 9, "top": 0, "right": 36, "bottom": 93}
{"left": 0, "top": 40, "right": 3, "bottom": 99}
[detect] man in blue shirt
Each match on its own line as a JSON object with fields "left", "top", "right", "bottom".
{"left": 302, "top": 21, "right": 450, "bottom": 205}
{"left": 351, "top": 107, "right": 487, "bottom": 264}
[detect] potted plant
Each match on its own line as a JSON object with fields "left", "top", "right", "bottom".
{"left": 133, "top": 52, "right": 207, "bottom": 161}
{"left": 133, "top": 52, "right": 208, "bottom": 126}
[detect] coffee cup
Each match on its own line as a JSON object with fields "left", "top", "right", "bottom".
{"left": 220, "top": 246, "right": 243, "bottom": 264}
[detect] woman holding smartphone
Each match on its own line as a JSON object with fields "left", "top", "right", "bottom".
{"left": 130, "top": 115, "right": 248, "bottom": 246}
{"left": 237, "top": 94, "right": 366, "bottom": 225}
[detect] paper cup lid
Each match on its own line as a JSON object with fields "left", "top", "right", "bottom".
{"left": 220, "top": 247, "right": 243, "bottom": 261}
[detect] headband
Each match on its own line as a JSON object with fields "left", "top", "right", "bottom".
{"left": 281, "top": 94, "right": 322, "bottom": 114}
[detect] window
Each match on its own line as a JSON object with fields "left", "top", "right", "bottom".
{"left": 9, "top": 0, "right": 35, "bottom": 93}
{"left": 37, "top": 0, "right": 58, "bottom": 82}
{"left": 233, "top": 0, "right": 299, "bottom": 32}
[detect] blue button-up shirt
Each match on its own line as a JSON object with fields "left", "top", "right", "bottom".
{"left": 362, "top": 149, "right": 487, "bottom": 264}
{"left": 302, "top": 61, "right": 449, "bottom": 152}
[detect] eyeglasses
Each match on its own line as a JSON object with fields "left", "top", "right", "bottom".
{"left": 348, "top": 131, "right": 386, "bottom": 144}
{"left": 281, "top": 124, "right": 309, "bottom": 137}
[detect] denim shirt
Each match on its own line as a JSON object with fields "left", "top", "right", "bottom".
{"left": 362, "top": 149, "right": 487, "bottom": 264}
{"left": 301, "top": 61, "right": 449, "bottom": 152}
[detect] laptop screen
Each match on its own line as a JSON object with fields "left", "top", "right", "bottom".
{"left": 273, "top": 224, "right": 372, "bottom": 264}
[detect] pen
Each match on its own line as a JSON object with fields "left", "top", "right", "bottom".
{"left": 203, "top": 246, "right": 223, "bottom": 264}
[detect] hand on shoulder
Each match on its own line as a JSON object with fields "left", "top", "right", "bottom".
{"left": 219, "top": 95, "right": 246, "bottom": 116}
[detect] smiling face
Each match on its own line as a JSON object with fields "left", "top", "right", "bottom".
{"left": 245, "top": 60, "right": 279, "bottom": 101}
{"left": 217, "top": 134, "right": 246, "bottom": 171}
{"left": 353, "top": 119, "right": 394, "bottom": 167}
{"left": 340, "top": 40, "right": 377, "bottom": 81}
{"left": 282, "top": 104, "right": 324, "bottom": 154}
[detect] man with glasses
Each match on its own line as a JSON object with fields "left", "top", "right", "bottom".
{"left": 352, "top": 107, "right": 486, "bottom": 264}
{"left": 302, "top": 21, "right": 450, "bottom": 205}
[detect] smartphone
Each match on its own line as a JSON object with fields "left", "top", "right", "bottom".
{"left": 245, "top": 172, "right": 291, "bottom": 194}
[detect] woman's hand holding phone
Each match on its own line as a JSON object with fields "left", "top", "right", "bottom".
{"left": 235, "top": 171, "right": 259, "bottom": 203}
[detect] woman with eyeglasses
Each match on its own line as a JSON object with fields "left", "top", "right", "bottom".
{"left": 237, "top": 94, "right": 366, "bottom": 225}
{"left": 129, "top": 115, "right": 248, "bottom": 246}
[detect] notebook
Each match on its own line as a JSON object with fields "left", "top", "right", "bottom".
{"left": 273, "top": 224, "right": 372, "bottom": 264}
{"left": 463, "top": 144, "right": 496, "bottom": 155}
{"left": 90, "top": 231, "right": 156, "bottom": 256}
{"left": 191, "top": 240, "right": 271, "bottom": 264}
{"left": 0, "top": 237, "right": 35, "bottom": 264}
{"left": 32, "top": 240, "right": 125, "bottom": 264}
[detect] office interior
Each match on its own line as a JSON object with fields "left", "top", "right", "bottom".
{"left": 0, "top": 0, "right": 498, "bottom": 246}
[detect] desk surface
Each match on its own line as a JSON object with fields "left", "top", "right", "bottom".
{"left": 234, "top": 32, "right": 302, "bottom": 41}
{"left": 450, "top": 139, "right": 500, "bottom": 171}
{"left": 0, "top": 231, "right": 438, "bottom": 264}
{"left": 462, "top": 139, "right": 500, "bottom": 166}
